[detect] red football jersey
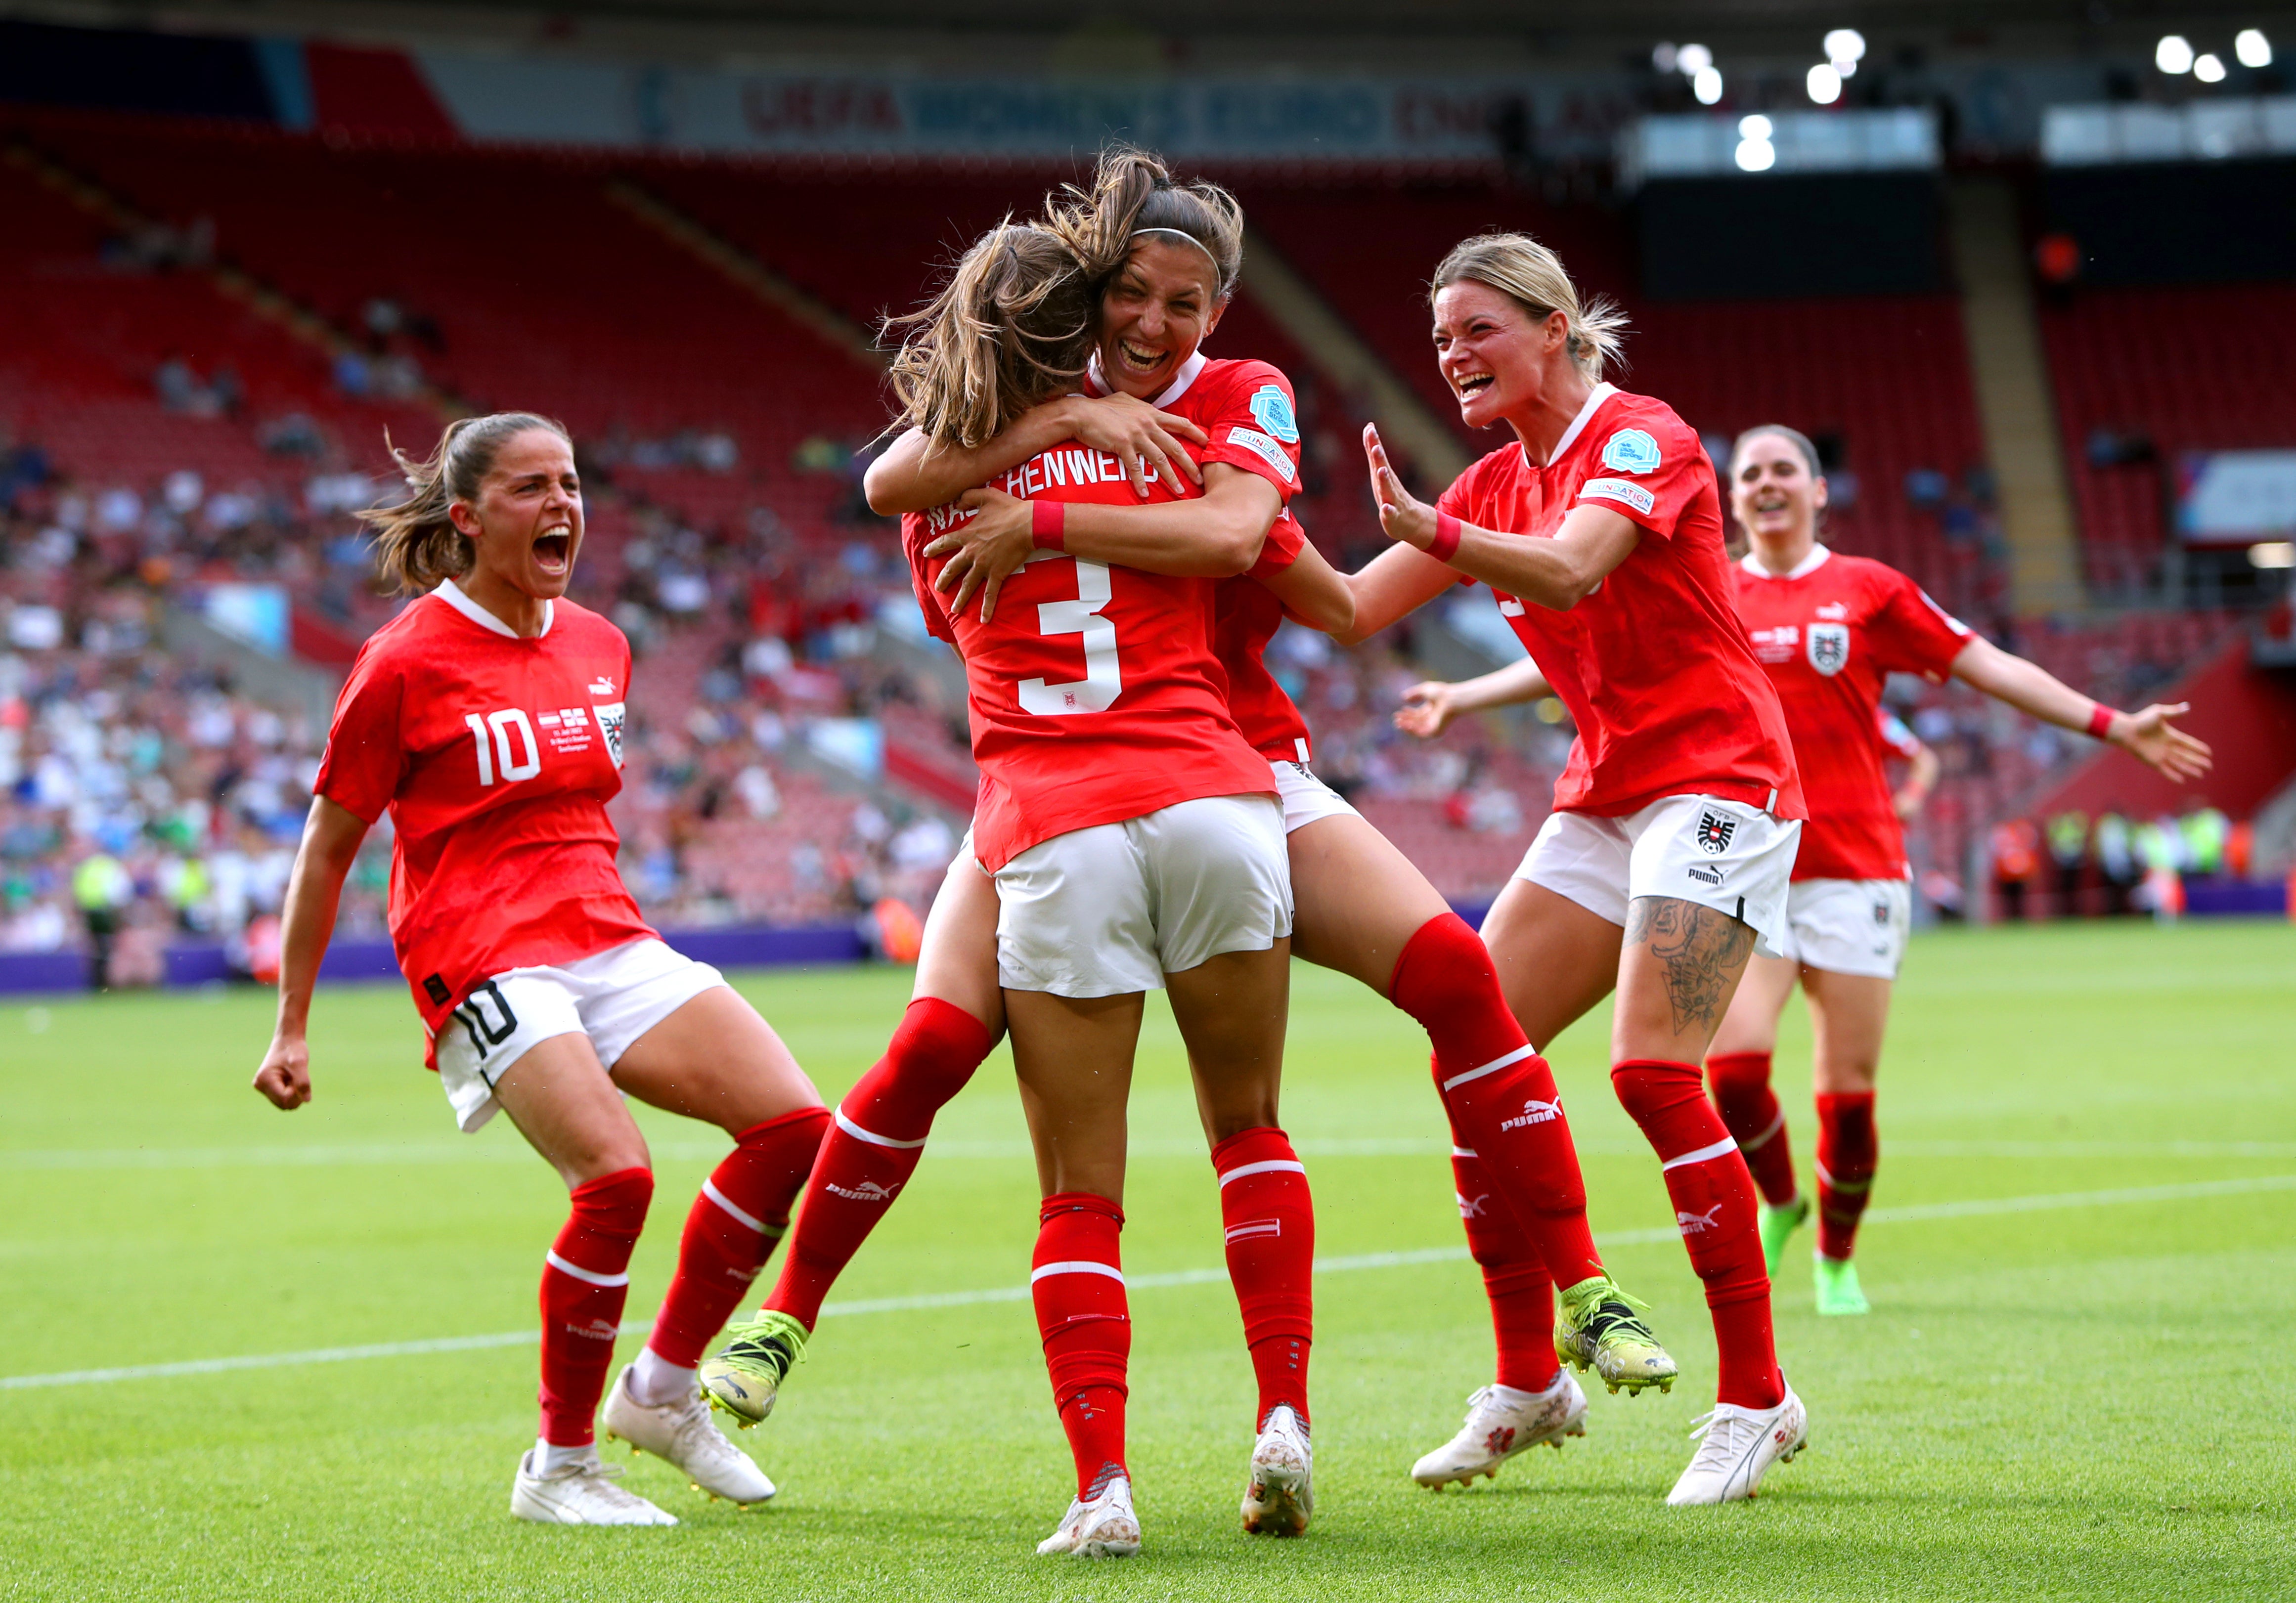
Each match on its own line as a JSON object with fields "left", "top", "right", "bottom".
{"left": 1733, "top": 547, "right": 1972, "bottom": 880}
{"left": 1437, "top": 385, "right": 1805, "bottom": 821}
{"left": 314, "top": 583, "right": 655, "bottom": 1058}
{"left": 906, "top": 353, "right": 1300, "bottom": 869}
{"left": 1212, "top": 519, "right": 1315, "bottom": 762}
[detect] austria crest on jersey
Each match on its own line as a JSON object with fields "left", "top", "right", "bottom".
{"left": 1695, "top": 810, "right": 1738, "bottom": 855}
{"left": 589, "top": 674, "right": 626, "bottom": 769}
{"left": 1807, "top": 622, "right": 1851, "bottom": 677}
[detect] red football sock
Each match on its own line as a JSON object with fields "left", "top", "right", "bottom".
{"left": 1211, "top": 1127, "right": 1314, "bottom": 1428}
{"left": 538, "top": 1166, "right": 652, "bottom": 1446}
{"left": 1815, "top": 1091, "right": 1879, "bottom": 1262}
{"left": 645, "top": 1106, "right": 830, "bottom": 1370}
{"left": 1450, "top": 1141, "right": 1560, "bottom": 1393}
{"left": 1033, "top": 1192, "right": 1130, "bottom": 1498}
{"left": 765, "top": 998, "right": 994, "bottom": 1330}
{"left": 1611, "top": 1061, "right": 1783, "bottom": 1410}
{"left": 1706, "top": 1051, "right": 1799, "bottom": 1207}
{"left": 1391, "top": 914, "right": 1604, "bottom": 1287}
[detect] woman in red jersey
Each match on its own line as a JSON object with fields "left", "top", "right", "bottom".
{"left": 711, "top": 196, "right": 1303, "bottom": 1559}
{"left": 251, "top": 413, "right": 830, "bottom": 1526}
{"left": 707, "top": 151, "right": 1667, "bottom": 1517}
{"left": 1337, "top": 232, "right": 1812, "bottom": 1505}
{"left": 1704, "top": 425, "right": 2210, "bottom": 1312}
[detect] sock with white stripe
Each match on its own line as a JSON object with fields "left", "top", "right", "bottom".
{"left": 1391, "top": 914, "right": 1605, "bottom": 1288}
{"left": 1611, "top": 1059, "right": 1782, "bottom": 1409}
{"left": 1032, "top": 1191, "right": 1130, "bottom": 1499}
{"left": 1211, "top": 1126, "right": 1314, "bottom": 1429}
{"left": 1705, "top": 1051, "right": 1799, "bottom": 1207}
{"left": 538, "top": 1166, "right": 653, "bottom": 1447}
{"left": 764, "top": 998, "right": 994, "bottom": 1331}
{"left": 1449, "top": 1140, "right": 1559, "bottom": 1393}
{"left": 641, "top": 1105, "right": 831, "bottom": 1388}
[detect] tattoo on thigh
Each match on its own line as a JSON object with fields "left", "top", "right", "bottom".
{"left": 1626, "top": 897, "right": 1756, "bottom": 1035}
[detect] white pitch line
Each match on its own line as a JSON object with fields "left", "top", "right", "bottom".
{"left": 5, "top": 1174, "right": 2290, "bottom": 1393}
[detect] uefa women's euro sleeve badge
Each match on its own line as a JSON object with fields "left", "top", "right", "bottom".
{"left": 1248, "top": 385, "right": 1299, "bottom": 444}
{"left": 1599, "top": 429, "right": 1662, "bottom": 475}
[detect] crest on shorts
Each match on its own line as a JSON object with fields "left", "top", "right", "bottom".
{"left": 1807, "top": 622, "right": 1850, "bottom": 676}
{"left": 1248, "top": 384, "right": 1299, "bottom": 444}
{"left": 1695, "top": 810, "right": 1737, "bottom": 855}
{"left": 595, "top": 700, "right": 626, "bottom": 770}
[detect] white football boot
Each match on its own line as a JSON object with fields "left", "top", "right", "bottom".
{"left": 1666, "top": 1382, "right": 1809, "bottom": 1506}
{"left": 1240, "top": 1405, "right": 1314, "bottom": 1536}
{"left": 1035, "top": 1473, "right": 1142, "bottom": 1559}
{"left": 1411, "top": 1372, "right": 1589, "bottom": 1488}
{"left": 601, "top": 1363, "right": 777, "bottom": 1506}
{"left": 510, "top": 1447, "right": 679, "bottom": 1525}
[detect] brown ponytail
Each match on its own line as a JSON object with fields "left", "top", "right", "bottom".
{"left": 360, "top": 412, "right": 570, "bottom": 595}
{"left": 883, "top": 222, "right": 1097, "bottom": 450}
{"left": 1043, "top": 145, "right": 1244, "bottom": 299}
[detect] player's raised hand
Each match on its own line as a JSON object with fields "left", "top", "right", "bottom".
{"left": 253, "top": 1034, "right": 312, "bottom": 1111}
{"left": 2111, "top": 702, "right": 2213, "bottom": 782}
{"left": 1395, "top": 680, "right": 1461, "bottom": 739}
{"left": 1363, "top": 424, "right": 1437, "bottom": 550}
{"left": 929, "top": 485, "right": 1035, "bottom": 623}
{"left": 1069, "top": 393, "right": 1207, "bottom": 499}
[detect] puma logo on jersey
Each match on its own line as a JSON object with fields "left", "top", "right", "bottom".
{"left": 589, "top": 677, "right": 617, "bottom": 697}
{"left": 1815, "top": 603, "right": 1849, "bottom": 620}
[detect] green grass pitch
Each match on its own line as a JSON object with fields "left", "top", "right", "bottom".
{"left": 2, "top": 919, "right": 2292, "bottom": 1601}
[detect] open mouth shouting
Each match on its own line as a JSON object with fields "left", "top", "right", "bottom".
{"left": 1114, "top": 336, "right": 1168, "bottom": 377}
{"left": 1452, "top": 370, "right": 1496, "bottom": 403}
{"left": 532, "top": 522, "right": 574, "bottom": 576}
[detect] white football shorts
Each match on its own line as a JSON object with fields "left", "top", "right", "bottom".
{"left": 990, "top": 792, "right": 1292, "bottom": 997}
{"left": 1271, "top": 758, "right": 1359, "bottom": 834}
{"left": 1772, "top": 877, "right": 1912, "bottom": 980}
{"left": 433, "top": 936, "right": 726, "bottom": 1133}
{"left": 1511, "top": 793, "right": 1802, "bottom": 957}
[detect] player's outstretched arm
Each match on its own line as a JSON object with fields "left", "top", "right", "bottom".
{"left": 1364, "top": 424, "right": 1638, "bottom": 611}
{"left": 1949, "top": 637, "right": 2214, "bottom": 782}
{"left": 1395, "top": 656, "right": 1552, "bottom": 739}
{"left": 1255, "top": 540, "right": 1356, "bottom": 636}
{"left": 253, "top": 796, "right": 371, "bottom": 1112}
{"left": 865, "top": 395, "right": 1209, "bottom": 516}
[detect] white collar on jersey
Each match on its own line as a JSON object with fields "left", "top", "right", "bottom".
{"left": 1740, "top": 544, "right": 1833, "bottom": 581}
{"left": 1085, "top": 348, "right": 1207, "bottom": 408}
{"left": 1522, "top": 381, "right": 1618, "bottom": 470}
{"left": 434, "top": 577, "right": 554, "bottom": 639}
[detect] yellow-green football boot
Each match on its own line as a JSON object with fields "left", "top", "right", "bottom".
{"left": 1554, "top": 1276, "right": 1678, "bottom": 1395}
{"left": 699, "top": 1309, "right": 809, "bottom": 1427}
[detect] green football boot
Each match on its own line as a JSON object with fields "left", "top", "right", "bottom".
{"left": 1554, "top": 1276, "right": 1678, "bottom": 1395}
{"left": 1760, "top": 1194, "right": 1811, "bottom": 1279}
{"left": 699, "top": 1309, "right": 810, "bottom": 1427}
{"left": 1813, "top": 1256, "right": 1869, "bottom": 1317}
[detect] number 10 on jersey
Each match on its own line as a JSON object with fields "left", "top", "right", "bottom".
{"left": 465, "top": 709, "right": 542, "bottom": 786}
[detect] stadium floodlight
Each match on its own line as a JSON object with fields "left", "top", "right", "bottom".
{"left": 2194, "top": 52, "right": 2227, "bottom": 84}
{"left": 1653, "top": 42, "right": 1679, "bottom": 73}
{"left": 1823, "top": 29, "right": 1866, "bottom": 64}
{"left": 1693, "top": 66, "right": 1724, "bottom": 105}
{"left": 1808, "top": 63, "right": 1843, "bottom": 104}
{"left": 1735, "top": 136, "right": 1777, "bottom": 172}
{"left": 1739, "top": 114, "right": 1774, "bottom": 139}
{"left": 1678, "top": 43, "right": 1714, "bottom": 76}
{"left": 2236, "top": 29, "right": 2272, "bottom": 68}
{"left": 2156, "top": 35, "right": 2195, "bottom": 74}
{"left": 2249, "top": 541, "right": 2296, "bottom": 569}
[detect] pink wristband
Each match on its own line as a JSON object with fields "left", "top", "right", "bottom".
{"left": 1030, "top": 498, "right": 1066, "bottom": 551}
{"left": 2086, "top": 703, "right": 2117, "bottom": 739}
{"left": 1427, "top": 511, "right": 1462, "bottom": 563}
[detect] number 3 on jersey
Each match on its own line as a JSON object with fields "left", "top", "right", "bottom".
{"left": 1017, "top": 551, "right": 1123, "bottom": 716}
{"left": 465, "top": 708, "right": 542, "bottom": 787}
